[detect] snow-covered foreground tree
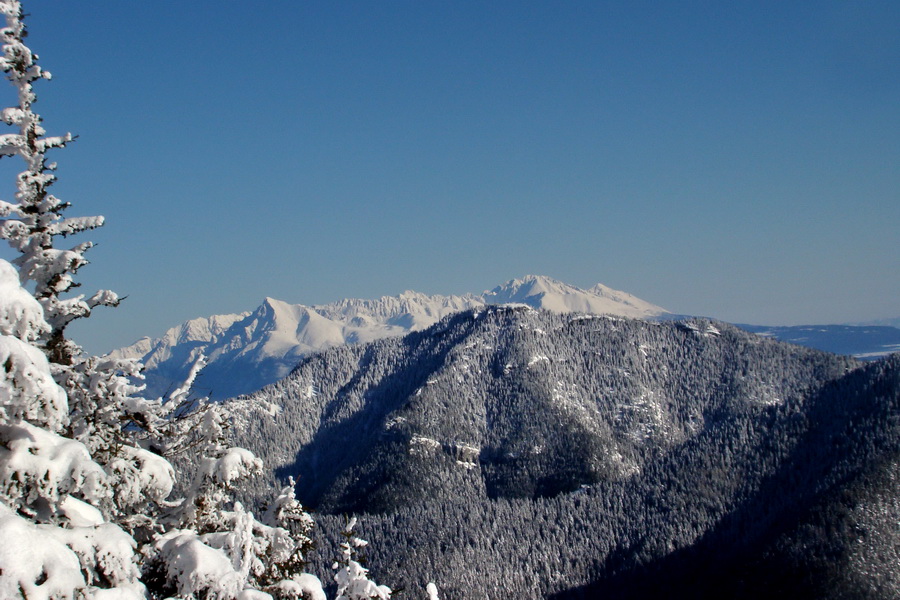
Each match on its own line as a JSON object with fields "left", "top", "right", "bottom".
{"left": 0, "top": 2, "right": 392, "bottom": 598}
{"left": 1, "top": 251, "right": 333, "bottom": 599}
{"left": 332, "top": 518, "right": 391, "bottom": 600}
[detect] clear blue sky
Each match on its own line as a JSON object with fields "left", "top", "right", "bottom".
{"left": 2, "top": 1, "right": 897, "bottom": 353}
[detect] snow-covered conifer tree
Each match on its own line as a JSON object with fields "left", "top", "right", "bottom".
{"left": 0, "top": 0, "right": 180, "bottom": 539}
{"left": 332, "top": 518, "right": 392, "bottom": 600}
{"left": 0, "top": 3, "right": 331, "bottom": 599}
{"left": 0, "top": 0, "right": 117, "bottom": 367}
{"left": 0, "top": 258, "right": 146, "bottom": 598}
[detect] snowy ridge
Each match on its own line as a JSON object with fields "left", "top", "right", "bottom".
{"left": 483, "top": 275, "right": 665, "bottom": 318}
{"left": 113, "top": 276, "right": 668, "bottom": 400}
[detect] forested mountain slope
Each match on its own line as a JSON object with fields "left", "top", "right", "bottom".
{"left": 228, "top": 307, "right": 900, "bottom": 598}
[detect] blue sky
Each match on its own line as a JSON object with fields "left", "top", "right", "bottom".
{"left": 2, "top": 1, "right": 898, "bottom": 353}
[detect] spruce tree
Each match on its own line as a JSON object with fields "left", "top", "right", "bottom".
{"left": 0, "top": 0, "right": 116, "bottom": 367}
{"left": 0, "top": 3, "right": 329, "bottom": 598}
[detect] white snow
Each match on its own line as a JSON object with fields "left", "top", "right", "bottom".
{"left": 333, "top": 519, "right": 391, "bottom": 600}
{"left": 0, "top": 259, "right": 47, "bottom": 342}
{"left": 152, "top": 529, "right": 244, "bottom": 599}
{"left": 0, "top": 335, "right": 69, "bottom": 429}
{"left": 528, "top": 355, "right": 550, "bottom": 367}
{"left": 47, "top": 522, "right": 141, "bottom": 593}
{"left": 0, "top": 501, "right": 86, "bottom": 600}
{"left": 269, "top": 574, "right": 326, "bottom": 600}
{"left": 485, "top": 275, "right": 667, "bottom": 318}
{"left": 212, "top": 447, "right": 263, "bottom": 486}
{"left": 106, "top": 445, "right": 176, "bottom": 506}
{"left": 426, "top": 582, "right": 440, "bottom": 600}
{"left": 0, "top": 421, "right": 109, "bottom": 513}
{"left": 60, "top": 495, "right": 104, "bottom": 527}
{"left": 114, "top": 275, "right": 668, "bottom": 400}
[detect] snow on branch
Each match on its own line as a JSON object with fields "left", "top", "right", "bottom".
{"left": 0, "top": 4, "right": 402, "bottom": 599}
{"left": 0, "top": 0, "right": 106, "bottom": 363}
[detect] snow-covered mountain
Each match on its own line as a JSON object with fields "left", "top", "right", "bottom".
{"left": 482, "top": 276, "right": 666, "bottom": 317}
{"left": 229, "top": 307, "right": 899, "bottom": 598}
{"left": 112, "top": 275, "right": 668, "bottom": 400}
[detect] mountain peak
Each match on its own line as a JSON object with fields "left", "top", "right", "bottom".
{"left": 260, "top": 296, "right": 291, "bottom": 310}
{"left": 116, "top": 275, "right": 667, "bottom": 399}
{"left": 484, "top": 275, "right": 667, "bottom": 317}
{"left": 255, "top": 296, "right": 303, "bottom": 328}
{"left": 491, "top": 274, "right": 568, "bottom": 292}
